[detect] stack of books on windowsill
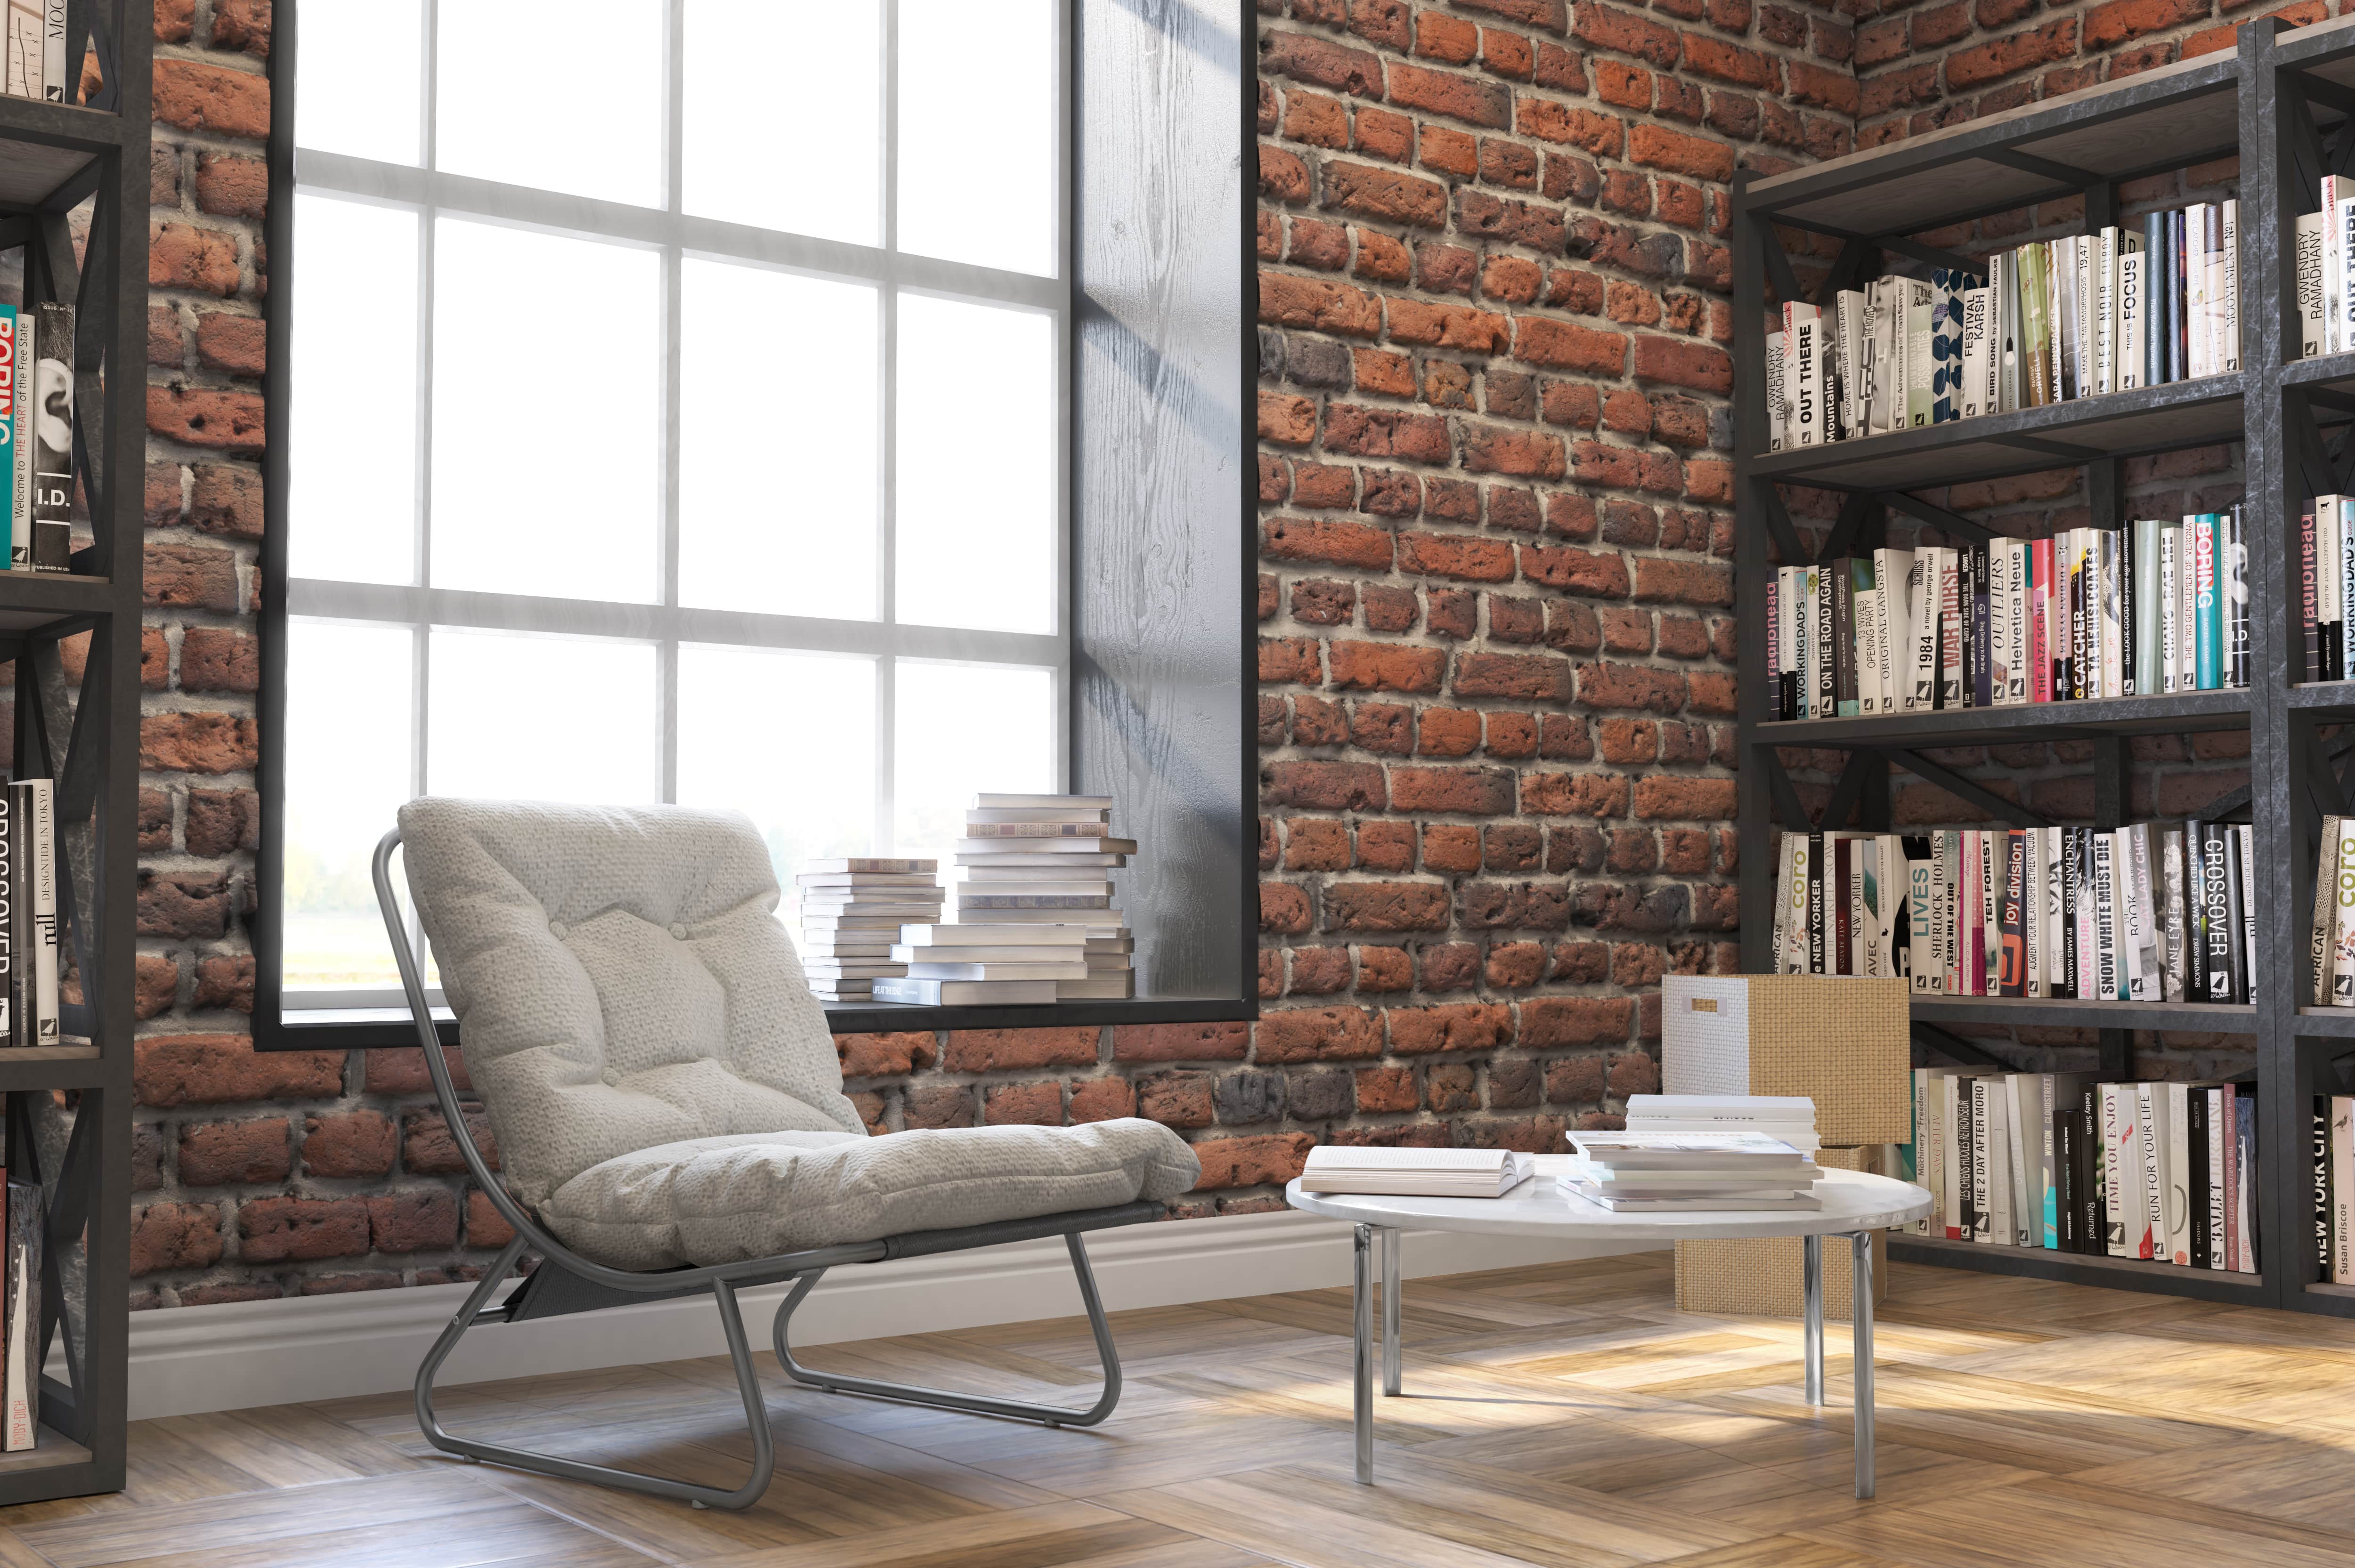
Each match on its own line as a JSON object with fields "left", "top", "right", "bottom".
{"left": 795, "top": 858, "right": 942, "bottom": 1002}
{"left": 1561, "top": 1130, "right": 1822, "bottom": 1212}
{"left": 875, "top": 794, "right": 1137, "bottom": 1006}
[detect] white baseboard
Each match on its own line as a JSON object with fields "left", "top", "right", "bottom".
{"left": 110, "top": 1212, "right": 1663, "bottom": 1421}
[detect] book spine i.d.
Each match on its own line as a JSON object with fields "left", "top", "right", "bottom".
{"left": 29, "top": 302, "right": 67, "bottom": 574}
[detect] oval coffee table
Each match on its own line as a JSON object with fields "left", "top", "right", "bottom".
{"left": 1286, "top": 1157, "right": 1931, "bottom": 1498}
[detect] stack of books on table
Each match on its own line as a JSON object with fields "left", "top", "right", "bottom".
{"left": 1626, "top": 1094, "right": 1821, "bottom": 1155}
{"left": 1297, "top": 1145, "right": 1535, "bottom": 1197}
{"left": 795, "top": 858, "right": 941, "bottom": 1002}
{"left": 877, "top": 793, "right": 1139, "bottom": 1006}
{"left": 1561, "top": 1130, "right": 1823, "bottom": 1212}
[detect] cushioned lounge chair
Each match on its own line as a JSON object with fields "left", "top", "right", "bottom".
{"left": 371, "top": 799, "right": 1201, "bottom": 1510}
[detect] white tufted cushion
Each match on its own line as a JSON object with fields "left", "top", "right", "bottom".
{"left": 397, "top": 799, "right": 1199, "bottom": 1269}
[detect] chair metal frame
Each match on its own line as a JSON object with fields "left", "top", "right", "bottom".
{"left": 371, "top": 827, "right": 1149, "bottom": 1511}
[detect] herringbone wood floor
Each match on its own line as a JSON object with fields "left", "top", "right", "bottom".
{"left": 0, "top": 1251, "right": 2349, "bottom": 1566}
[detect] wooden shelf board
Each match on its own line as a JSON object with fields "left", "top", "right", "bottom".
{"left": 0, "top": 1424, "right": 92, "bottom": 1479}
{"left": 1892, "top": 1233, "right": 2264, "bottom": 1297}
{"left": 1750, "top": 688, "right": 2249, "bottom": 749}
{"left": 1910, "top": 995, "right": 2254, "bottom": 1031}
{"left": 1747, "top": 373, "right": 2244, "bottom": 493}
{"left": 1743, "top": 52, "right": 2236, "bottom": 239}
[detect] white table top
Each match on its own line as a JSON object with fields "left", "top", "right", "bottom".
{"left": 1284, "top": 1156, "right": 1932, "bottom": 1241}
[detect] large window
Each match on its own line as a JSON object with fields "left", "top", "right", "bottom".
{"left": 276, "top": 0, "right": 1072, "bottom": 1009}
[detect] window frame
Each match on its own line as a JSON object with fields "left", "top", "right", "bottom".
{"left": 255, "top": 0, "right": 1256, "bottom": 1049}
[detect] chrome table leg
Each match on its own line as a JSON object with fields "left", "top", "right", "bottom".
{"left": 1354, "top": 1223, "right": 1374, "bottom": 1483}
{"left": 1381, "top": 1226, "right": 1402, "bottom": 1398}
{"left": 1803, "top": 1232, "right": 1823, "bottom": 1407}
{"left": 1852, "top": 1230, "right": 1875, "bottom": 1500}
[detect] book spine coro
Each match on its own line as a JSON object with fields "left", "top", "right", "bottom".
{"left": 28, "top": 302, "right": 67, "bottom": 574}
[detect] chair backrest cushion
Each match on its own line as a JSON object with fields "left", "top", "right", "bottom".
{"left": 398, "top": 799, "right": 866, "bottom": 1208}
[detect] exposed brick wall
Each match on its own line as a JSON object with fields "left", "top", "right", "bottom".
{"left": 113, "top": 0, "right": 2319, "bottom": 1306}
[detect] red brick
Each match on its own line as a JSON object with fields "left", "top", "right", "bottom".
{"left": 1388, "top": 62, "right": 1513, "bottom": 127}
{"left": 195, "top": 151, "right": 267, "bottom": 216}
{"left": 1391, "top": 765, "right": 1516, "bottom": 814}
{"left": 1114, "top": 1022, "right": 1251, "bottom": 1064}
{"left": 942, "top": 1027, "right": 1099, "bottom": 1072}
{"left": 141, "top": 711, "right": 260, "bottom": 772}
{"left": 1254, "top": 1006, "right": 1381, "bottom": 1062}
{"left": 1069, "top": 1077, "right": 1137, "bottom": 1123}
{"left": 1944, "top": 18, "right": 2081, "bottom": 91}
{"left": 135, "top": 1035, "right": 343, "bottom": 1107}
{"left": 1260, "top": 272, "right": 1382, "bottom": 336}
{"left": 363, "top": 1046, "right": 472, "bottom": 1095}
{"left": 1399, "top": 531, "right": 1516, "bottom": 581}
{"left": 131, "top": 1202, "right": 222, "bottom": 1275}
{"left": 240, "top": 1196, "right": 369, "bottom": 1263}
{"left": 1632, "top": 776, "right": 1737, "bottom": 819}
{"left": 1265, "top": 31, "right": 1386, "bottom": 95}
{"left": 302, "top": 1110, "right": 395, "bottom": 1179}
{"left": 2084, "top": 0, "right": 2208, "bottom": 48}
{"left": 1516, "top": 317, "right": 1627, "bottom": 373}
{"left": 1681, "top": 32, "right": 1779, "bottom": 86}
{"left": 1572, "top": 1, "right": 1681, "bottom": 65}
{"left": 1324, "top": 881, "right": 1452, "bottom": 932}
{"left": 178, "top": 1118, "right": 290, "bottom": 1185}
{"left": 1627, "top": 122, "right": 1734, "bottom": 181}
{"left": 468, "top": 1190, "right": 516, "bottom": 1248}
{"left": 1325, "top": 160, "right": 1450, "bottom": 228}
{"left": 1523, "top": 995, "right": 1637, "bottom": 1046}
{"left": 1453, "top": 650, "right": 1573, "bottom": 701}
{"left": 150, "top": 221, "right": 239, "bottom": 295}
{"left": 837, "top": 1030, "right": 938, "bottom": 1077}
{"left": 1264, "top": 515, "right": 1396, "bottom": 571}
{"left": 1386, "top": 298, "right": 1512, "bottom": 350}
{"left": 986, "top": 1081, "right": 1065, "bottom": 1126}
{"left": 367, "top": 1189, "right": 459, "bottom": 1253}
{"left": 1189, "top": 1132, "right": 1315, "bottom": 1190}
{"left": 401, "top": 1107, "right": 500, "bottom": 1174}
{"left": 148, "top": 385, "right": 266, "bottom": 451}
{"left": 1387, "top": 1003, "right": 1515, "bottom": 1053}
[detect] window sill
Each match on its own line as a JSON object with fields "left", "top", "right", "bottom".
{"left": 258, "top": 994, "right": 1255, "bottom": 1050}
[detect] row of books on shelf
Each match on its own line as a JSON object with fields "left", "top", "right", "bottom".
{"left": 0, "top": 1, "right": 65, "bottom": 106}
{"left": 0, "top": 303, "right": 70, "bottom": 575}
{"left": 1909, "top": 1068, "right": 2257, "bottom": 1271}
{"left": 1764, "top": 203, "right": 2238, "bottom": 451}
{"left": 1767, "top": 515, "right": 2250, "bottom": 721}
{"left": 800, "top": 793, "right": 1136, "bottom": 1006}
{"left": 1773, "top": 822, "right": 2259, "bottom": 1004}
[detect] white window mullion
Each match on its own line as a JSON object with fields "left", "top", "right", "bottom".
{"left": 877, "top": 0, "right": 901, "bottom": 855}
{"left": 658, "top": 0, "right": 687, "bottom": 805}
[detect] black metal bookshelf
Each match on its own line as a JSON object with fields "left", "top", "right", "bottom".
{"left": 1731, "top": 19, "right": 2344, "bottom": 1309}
{"left": 0, "top": 0, "right": 149, "bottom": 1504}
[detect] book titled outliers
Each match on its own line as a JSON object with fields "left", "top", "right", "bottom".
{"left": 1769, "top": 514, "right": 2249, "bottom": 721}
{"left": 1774, "top": 821, "right": 2257, "bottom": 1005}
{"left": 0, "top": 302, "right": 73, "bottom": 575}
{"left": 1914, "top": 1068, "right": 2256, "bottom": 1272}
{"left": 1761, "top": 202, "right": 2235, "bottom": 452}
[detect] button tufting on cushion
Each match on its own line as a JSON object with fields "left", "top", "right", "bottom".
{"left": 397, "top": 799, "right": 1200, "bottom": 1270}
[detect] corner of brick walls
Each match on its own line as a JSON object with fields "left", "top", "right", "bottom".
{"left": 114, "top": 0, "right": 2327, "bottom": 1305}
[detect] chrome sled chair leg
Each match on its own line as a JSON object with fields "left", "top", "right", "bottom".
{"left": 413, "top": 1235, "right": 778, "bottom": 1511}
{"left": 770, "top": 1232, "right": 1123, "bottom": 1428}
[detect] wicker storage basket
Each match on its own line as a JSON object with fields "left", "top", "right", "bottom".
{"left": 1674, "top": 1146, "right": 1889, "bottom": 1319}
{"left": 1661, "top": 974, "right": 1910, "bottom": 1146}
